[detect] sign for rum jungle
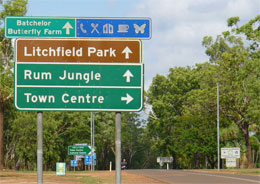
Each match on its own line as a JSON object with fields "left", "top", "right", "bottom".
{"left": 15, "top": 62, "right": 143, "bottom": 112}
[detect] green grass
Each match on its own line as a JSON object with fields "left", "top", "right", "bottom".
{"left": 200, "top": 169, "right": 260, "bottom": 175}
{"left": 221, "top": 169, "right": 260, "bottom": 175}
{"left": 69, "top": 175, "right": 102, "bottom": 184}
{"left": 0, "top": 170, "right": 105, "bottom": 183}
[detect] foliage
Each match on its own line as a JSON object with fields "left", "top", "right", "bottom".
{"left": 147, "top": 15, "right": 260, "bottom": 169}
{"left": 0, "top": 0, "right": 28, "bottom": 170}
{"left": 202, "top": 15, "right": 260, "bottom": 168}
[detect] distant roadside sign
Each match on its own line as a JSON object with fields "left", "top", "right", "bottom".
{"left": 84, "top": 154, "right": 96, "bottom": 165}
{"left": 75, "top": 155, "right": 84, "bottom": 161}
{"left": 157, "top": 157, "right": 173, "bottom": 163}
{"left": 221, "top": 147, "right": 240, "bottom": 158}
{"left": 6, "top": 17, "right": 151, "bottom": 39}
{"left": 70, "top": 160, "right": 78, "bottom": 167}
{"left": 226, "top": 158, "right": 237, "bottom": 167}
{"left": 68, "top": 146, "right": 91, "bottom": 155}
{"left": 56, "top": 162, "right": 66, "bottom": 176}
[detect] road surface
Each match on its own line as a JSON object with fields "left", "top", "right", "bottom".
{"left": 127, "top": 169, "right": 260, "bottom": 184}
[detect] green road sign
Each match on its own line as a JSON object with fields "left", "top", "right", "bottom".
{"left": 5, "top": 17, "right": 75, "bottom": 38}
{"left": 15, "top": 87, "right": 142, "bottom": 111}
{"left": 16, "top": 63, "right": 142, "bottom": 86}
{"left": 15, "top": 62, "right": 143, "bottom": 111}
{"left": 68, "top": 146, "right": 91, "bottom": 155}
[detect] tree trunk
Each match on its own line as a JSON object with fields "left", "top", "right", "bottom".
{"left": 0, "top": 103, "right": 4, "bottom": 170}
{"left": 237, "top": 120, "right": 253, "bottom": 169}
{"left": 172, "top": 152, "right": 178, "bottom": 169}
{"left": 244, "top": 128, "right": 253, "bottom": 168}
{"left": 194, "top": 153, "right": 200, "bottom": 169}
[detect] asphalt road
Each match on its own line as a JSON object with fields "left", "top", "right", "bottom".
{"left": 126, "top": 169, "right": 260, "bottom": 184}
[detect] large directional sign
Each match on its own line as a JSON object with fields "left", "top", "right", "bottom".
{"left": 16, "top": 38, "right": 141, "bottom": 63}
{"left": 15, "top": 62, "right": 143, "bottom": 111}
{"left": 6, "top": 17, "right": 151, "bottom": 39}
{"left": 15, "top": 38, "right": 143, "bottom": 112}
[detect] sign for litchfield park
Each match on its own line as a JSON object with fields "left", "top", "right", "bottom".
{"left": 14, "top": 39, "right": 144, "bottom": 112}
{"left": 16, "top": 39, "right": 142, "bottom": 63}
{"left": 5, "top": 16, "right": 151, "bottom": 39}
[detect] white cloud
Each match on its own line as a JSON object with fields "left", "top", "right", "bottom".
{"left": 127, "top": 0, "right": 260, "bottom": 90}
{"left": 226, "top": 0, "right": 260, "bottom": 19}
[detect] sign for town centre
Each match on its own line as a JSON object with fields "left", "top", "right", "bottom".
{"left": 14, "top": 39, "right": 143, "bottom": 112}
{"left": 5, "top": 16, "right": 151, "bottom": 39}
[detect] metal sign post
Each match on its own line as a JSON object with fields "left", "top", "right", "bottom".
{"left": 37, "top": 112, "right": 43, "bottom": 184}
{"left": 91, "top": 112, "right": 95, "bottom": 171}
{"left": 92, "top": 113, "right": 95, "bottom": 171}
{"left": 115, "top": 112, "right": 121, "bottom": 184}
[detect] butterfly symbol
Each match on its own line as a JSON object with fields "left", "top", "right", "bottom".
{"left": 134, "top": 24, "right": 146, "bottom": 34}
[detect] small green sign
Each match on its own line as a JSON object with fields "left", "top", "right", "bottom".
{"left": 5, "top": 17, "right": 75, "bottom": 38}
{"left": 56, "top": 162, "right": 66, "bottom": 176}
{"left": 68, "top": 146, "right": 91, "bottom": 155}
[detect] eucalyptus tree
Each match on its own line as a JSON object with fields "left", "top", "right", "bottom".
{"left": 147, "top": 66, "right": 200, "bottom": 168}
{"left": 0, "top": 0, "right": 28, "bottom": 170}
{"left": 202, "top": 16, "right": 260, "bottom": 168}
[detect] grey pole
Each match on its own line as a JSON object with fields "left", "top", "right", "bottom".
{"left": 93, "top": 112, "right": 95, "bottom": 171}
{"left": 217, "top": 83, "right": 220, "bottom": 170}
{"left": 115, "top": 112, "right": 121, "bottom": 184}
{"left": 37, "top": 112, "right": 43, "bottom": 184}
{"left": 91, "top": 112, "right": 93, "bottom": 171}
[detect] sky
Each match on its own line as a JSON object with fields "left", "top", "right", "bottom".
{"left": 25, "top": 0, "right": 260, "bottom": 90}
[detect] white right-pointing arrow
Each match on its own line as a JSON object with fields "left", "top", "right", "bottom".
{"left": 121, "top": 93, "right": 133, "bottom": 104}
{"left": 122, "top": 46, "right": 133, "bottom": 59}
{"left": 123, "top": 70, "right": 134, "bottom": 82}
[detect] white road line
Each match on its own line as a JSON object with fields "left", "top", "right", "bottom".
{"left": 180, "top": 171, "right": 260, "bottom": 183}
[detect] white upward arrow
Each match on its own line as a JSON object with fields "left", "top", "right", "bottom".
{"left": 121, "top": 93, "right": 133, "bottom": 104}
{"left": 62, "top": 22, "right": 73, "bottom": 34}
{"left": 123, "top": 70, "right": 134, "bottom": 82}
{"left": 122, "top": 46, "right": 133, "bottom": 59}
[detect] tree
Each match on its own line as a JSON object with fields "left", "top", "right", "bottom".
{"left": 0, "top": 0, "right": 28, "bottom": 170}
{"left": 95, "top": 112, "right": 115, "bottom": 170}
{"left": 202, "top": 15, "right": 260, "bottom": 168}
{"left": 147, "top": 66, "right": 200, "bottom": 168}
{"left": 121, "top": 112, "right": 143, "bottom": 169}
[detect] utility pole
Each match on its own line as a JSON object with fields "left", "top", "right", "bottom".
{"left": 217, "top": 83, "right": 220, "bottom": 170}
